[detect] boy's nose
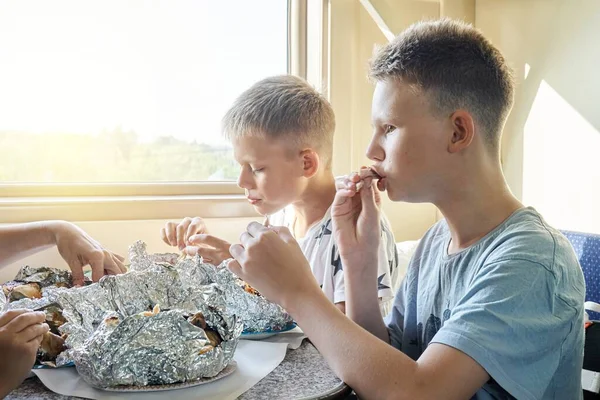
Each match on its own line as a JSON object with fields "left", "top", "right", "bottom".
{"left": 366, "top": 137, "right": 384, "bottom": 162}
{"left": 236, "top": 171, "right": 252, "bottom": 189}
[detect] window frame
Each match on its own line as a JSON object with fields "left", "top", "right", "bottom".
{"left": 0, "top": 1, "right": 313, "bottom": 222}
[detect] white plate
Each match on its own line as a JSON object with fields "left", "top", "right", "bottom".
{"left": 100, "top": 361, "right": 237, "bottom": 392}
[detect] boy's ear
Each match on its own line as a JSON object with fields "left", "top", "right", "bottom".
{"left": 300, "top": 149, "right": 319, "bottom": 178}
{"left": 447, "top": 110, "right": 475, "bottom": 153}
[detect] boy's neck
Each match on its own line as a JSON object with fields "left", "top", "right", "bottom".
{"left": 437, "top": 162, "right": 523, "bottom": 255}
{"left": 291, "top": 171, "right": 336, "bottom": 238}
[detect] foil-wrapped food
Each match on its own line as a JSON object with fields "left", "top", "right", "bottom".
{"left": 2, "top": 251, "right": 242, "bottom": 388}
{"left": 1, "top": 240, "right": 291, "bottom": 388}
{"left": 128, "top": 241, "right": 294, "bottom": 333}
{"left": 1, "top": 266, "right": 80, "bottom": 367}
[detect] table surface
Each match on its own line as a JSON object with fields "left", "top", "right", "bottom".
{"left": 6, "top": 340, "right": 350, "bottom": 400}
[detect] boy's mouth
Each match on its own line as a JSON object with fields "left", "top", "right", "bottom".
{"left": 358, "top": 166, "right": 384, "bottom": 180}
{"left": 247, "top": 197, "right": 262, "bottom": 205}
{"left": 358, "top": 166, "right": 387, "bottom": 192}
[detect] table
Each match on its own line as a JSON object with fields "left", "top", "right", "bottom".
{"left": 6, "top": 341, "right": 353, "bottom": 400}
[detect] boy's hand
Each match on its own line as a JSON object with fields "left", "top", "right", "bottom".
{"left": 51, "top": 221, "right": 126, "bottom": 285}
{"left": 332, "top": 170, "right": 382, "bottom": 270}
{"left": 161, "top": 218, "right": 231, "bottom": 264}
{"left": 228, "top": 223, "right": 321, "bottom": 309}
{"left": 0, "top": 310, "right": 48, "bottom": 397}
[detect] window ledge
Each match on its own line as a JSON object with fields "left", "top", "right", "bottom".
{"left": 0, "top": 194, "right": 259, "bottom": 223}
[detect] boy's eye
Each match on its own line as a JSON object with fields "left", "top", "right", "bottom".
{"left": 383, "top": 125, "right": 395, "bottom": 135}
{"left": 251, "top": 168, "right": 264, "bottom": 175}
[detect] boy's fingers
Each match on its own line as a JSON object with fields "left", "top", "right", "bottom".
{"left": 247, "top": 221, "right": 270, "bottom": 238}
{"left": 20, "top": 322, "right": 50, "bottom": 342}
{"left": 359, "top": 177, "right": 379, "bottom": 217}
{"left": 0, "top": 309, "right": 30, "bottom": 327}
{"left": 268, "top": 226, "right": 295, "bottom": 243}
{"left": 188, "top": 234, "right": 229, "bottom": 250}
{"left": 165, "top": 223, "right": 177, "bottom": 247}
{"left": 6, "top": 311, "right": 46, "bottom": 333}
{"left": 196, "top": 248, "right": 224, "bottom": 264}
{"left": 176, "top": 218, "right": 192, "bottom": 250}
{"left": 183, "top": 245, "right": 200, "bottom": 256}
{"left": 227, "top": 259, "right": 243, "bottom": 278}
{"left": 228, "top": 244, "right": 246, "bottom": 267}
{"left": 185, "top": 219, "right": 207, "bottom": 243}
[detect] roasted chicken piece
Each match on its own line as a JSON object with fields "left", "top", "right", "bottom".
{"left": 39, "top": 331, "right": 67, "bottom": 362}
{"left": 4, "top": 282, "right": 43, "bottom": 301}
{"left": 188, "top": 312, "right": 223, "bottom": 347}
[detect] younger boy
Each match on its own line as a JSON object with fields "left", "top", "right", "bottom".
{"left": 161, "top": 75, "right": 398, "bottom": 313}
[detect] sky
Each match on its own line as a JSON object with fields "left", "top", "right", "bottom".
{"left": 0, "top": 0, "right": 288, "bottom": 146}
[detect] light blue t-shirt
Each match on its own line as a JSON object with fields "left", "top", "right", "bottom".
{"left": 385, "top": 207, "right": 585, "bottom": 399}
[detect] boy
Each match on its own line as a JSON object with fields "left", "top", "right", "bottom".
{"left": 227, "top": 19, "right": 585, "bottom": 399}
{"left": 161, "top": 75, "right": 398, "bottom": 313}
{"left": 0, "top": 220, "right": 125, "bottom": 397}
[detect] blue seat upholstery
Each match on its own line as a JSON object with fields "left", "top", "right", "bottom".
{"left": 562, "top": 230, "right": 600, "bottom": 320}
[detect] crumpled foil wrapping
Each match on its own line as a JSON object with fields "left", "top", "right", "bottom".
{"left": 0, "top": 289, "right": 6, "bottom": 310}
{"left": 211, "top": 265, "right": 293, "bottom": 332}
{"left": 14, "top": 265, "right": 72, "bottom": 287}
{"left": 7, "top": 242, "right": 242, "bottom": 386}
{"left": 72, "top": 306, "right": 240, "bottom": 387}
{"left": 128, "top": 240, "right": 293, "bottom": 333}
{"left": 57, "top": 256, "right": 242, "bottom": 387}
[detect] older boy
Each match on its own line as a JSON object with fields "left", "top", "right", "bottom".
{"left": 228, "top": 19, "right": 585, "bottom": 399}
{"left": 161, "top": 75, "right": 398, "bottom": 313}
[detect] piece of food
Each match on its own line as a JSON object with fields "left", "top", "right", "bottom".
{"left": 242, "top": 283, "right": 261, "bottom": 296}
{"left": 39, "top": 331, "right": 67, "bottom": 361}
{"left": 141, "top": 304, "right": 161, "bottom": 317}
{"left": 104, "top": 315, "right": 120, "bottom": 327}
{"left": 42, "top": 304, "right": 68, "bottom": 334}
{"left": 6, "top": 282, "right": 42, "bottom": 301}
{"left": 188, "top": 312, "right": 223, "bottom": 347}
{"left": 359, "top": 167, "right": 382, "bottom": 180}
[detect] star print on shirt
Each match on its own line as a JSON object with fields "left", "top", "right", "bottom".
{"left": 315, "top": 219, "right": 332, "bottom": 240}
{"left": 377, "top": 274, "right": 390, "bottom": 290}
{"left": 331, "top": 245, "right": 343, "bottom": 276}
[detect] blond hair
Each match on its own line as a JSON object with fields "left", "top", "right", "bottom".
{"left": 222, "top": 75, "right": 336, "bottom": 168}
{"left": 369, "top": 18, "right": 514, "bottom": 153}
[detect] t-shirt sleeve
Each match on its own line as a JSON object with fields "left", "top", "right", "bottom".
{"left": 384, "top": 276, "right": 407, "bottom": 349}
{"left": 377, "top": 219, "right": 396, "bottom": 300}
{"left": 331, "top": 244, "right": 347, "bottom": 304}
{"left": 430, "top": 259, "right": 579, "bottom": 400}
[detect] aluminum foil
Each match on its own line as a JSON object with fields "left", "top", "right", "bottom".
{"left": 14, "top": 265, "right": 72, "bottom": 287}
{"left": 72, "top": 306, "right": 240, "bottom": 388}
{"left": 128, "top": 240, "right": 294, "bottom": 332}
{"left": 128, "top": 240, "right": 180, "bottom": 271}
{"left": 211, "top": 264, "right": 294, "bottom": 332}
{"left": 0, "top": 289, "right": 7, "bottom": 311}
{"left": 52, "top": 243, "right": 242, "bottom": 388}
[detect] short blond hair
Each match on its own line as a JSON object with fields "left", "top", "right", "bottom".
{"left": 369, "top": 18, "right": 514, "bottom": 153}
{"left": 222, "top": 75, "right": 336, "bottom": 169}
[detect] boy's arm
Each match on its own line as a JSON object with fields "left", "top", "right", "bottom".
{"left": 343, "top": 254, "right": 391, "bottom": 342}
{"left": 228, "top": 223, "right": 490, "bottom": 400}
{"left": 0, "top": 221, "right": 125, "bottom": 284}
{"left": 0, "top": 222, "right": 56, "bottom": 267}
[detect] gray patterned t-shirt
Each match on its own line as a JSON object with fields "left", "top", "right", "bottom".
{"left": 269, "top": 206, "right": 398, "bottom": 312}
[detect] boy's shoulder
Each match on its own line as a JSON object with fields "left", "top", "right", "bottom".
{"left": 420, "top": 207, "right": 580, "bottom": 273}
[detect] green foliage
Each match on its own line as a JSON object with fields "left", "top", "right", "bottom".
{"left": 0, "top": 128, "right": 239, "bottom": 182}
